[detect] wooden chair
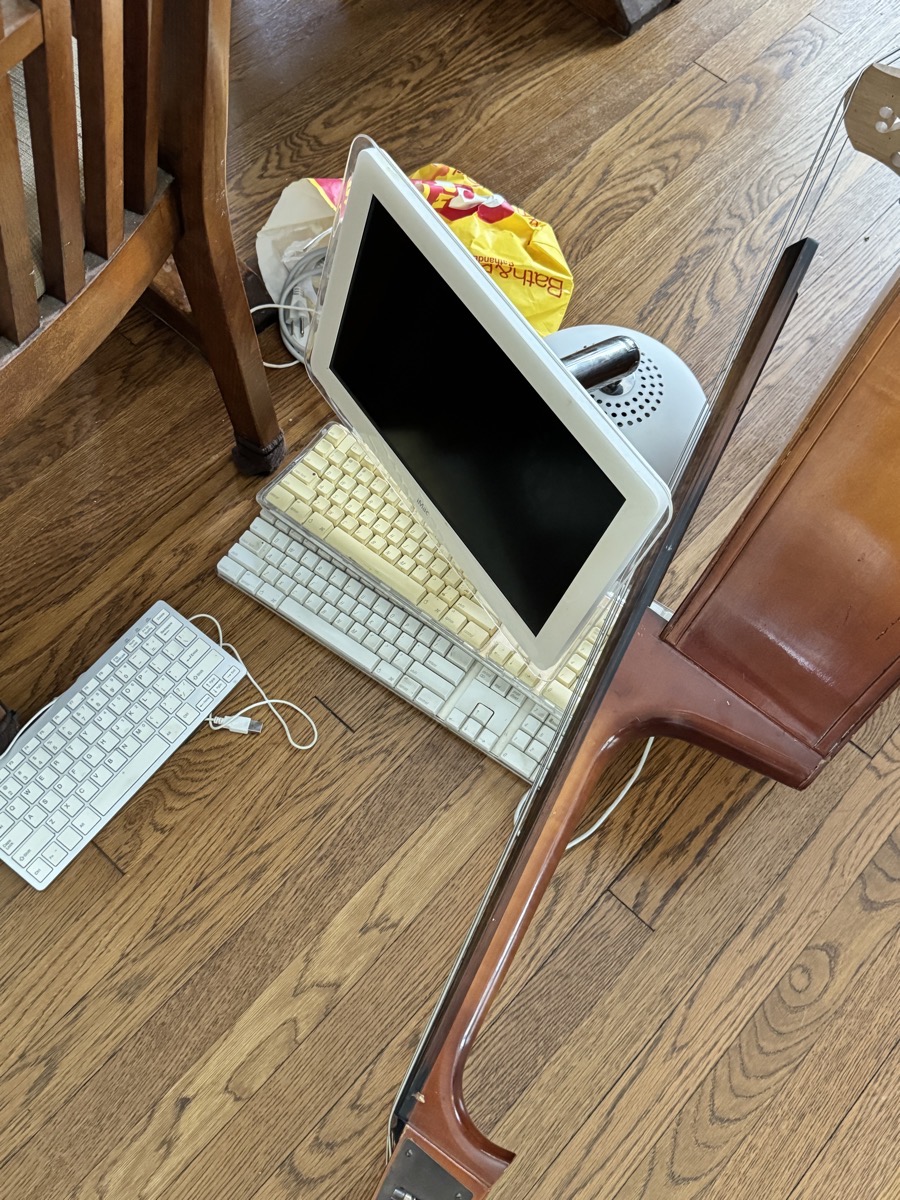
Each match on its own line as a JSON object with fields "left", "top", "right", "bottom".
{"left": 0, "top": 0, "right": 285, "bottom": 476}
{"left": 374, "top": 67, "right": 900, "bottom": 1200}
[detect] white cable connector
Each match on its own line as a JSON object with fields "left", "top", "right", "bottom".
{"left": 190, "top": 613, "right": 318, "bottom": 753}
{"left": 210, "top": 715, "right": 264, "bottom": 736}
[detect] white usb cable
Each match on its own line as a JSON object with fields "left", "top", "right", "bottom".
{"left": 190, "top": 614, "right": 318, "bottom": 752}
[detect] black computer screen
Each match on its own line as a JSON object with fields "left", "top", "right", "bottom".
{"left": 329, "top": 197, "right": 625, "bottom": 634}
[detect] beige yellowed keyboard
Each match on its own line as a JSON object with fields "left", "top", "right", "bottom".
{"left": 260, "top": 423, "right": 610, "bottom": 711}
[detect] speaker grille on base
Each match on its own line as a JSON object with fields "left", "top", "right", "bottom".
{"left": 591, "top": 354, "right": 666, "bottom": 429}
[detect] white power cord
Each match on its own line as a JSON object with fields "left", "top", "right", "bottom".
{"left": 513, "top": 736, "right": 654, "bottom": 852}
{"left": 251, "top": 232, "right": 330, "bottom": 368}
{"left": 190, "top": 614, "right": 318, "bottom": 752}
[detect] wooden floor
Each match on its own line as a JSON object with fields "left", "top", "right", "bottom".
{"left": 2, "top": 1, "right": 900, "bottom": 1197}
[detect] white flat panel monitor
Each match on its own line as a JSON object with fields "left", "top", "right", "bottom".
{"left": 307, "top": 142, "right": 672, "bottom": 669}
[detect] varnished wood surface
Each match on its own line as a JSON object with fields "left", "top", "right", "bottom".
{"left": 2, "top": 2, "right": 900, "bottom": 1198}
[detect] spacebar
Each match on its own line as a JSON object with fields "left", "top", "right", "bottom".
{"left": 279, "top": 597, "right": 380, "bottom": 673}
{"left": 325, "top": 527, "right": 427, "bottom": 605}
{"left": 90, "top": 735, "right": 169, "bottom": 815}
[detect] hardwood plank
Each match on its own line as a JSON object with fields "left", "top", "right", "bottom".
{"left": 614, "top": 826, "right": 900, "bottom": 1199}
{"left": 787, "top": 1049, "right": 900, "bottom": 1199}
{"left": 0, "top": 843, "right": 121, "bottom": 988}
{"left": 811, "top": 0, "right": 897, "bottom": 32}
{"left": 697, "top": 0, "right": 819, "bottom": 81}
{"left": 853, "top": 689, "right": 900, "bottom": 757}
{"left": 70, "top": 776, "right": 517, "bottom": 1200}
{"left": 500, "top": 738, "right": 900, "bottom": 1200}
{"left": 0, "top": 702, "right": 444, "bottom": 1160}
{"left": 251, "top": 893, "right": 650, "bottom": 1200}
{"left": 223, "top": 0, "right": 780, "bottom": 255}
{"left": 608, "top": 751, "right": 771, "bottom": 928}
{"left": 59, "top": 752, "right": 518, "bottom": 1200}
{"left": 467, "top": 893, "right": 652, "bottom": 1132}
{"left": 484, "top": 744, "right": 865, "bottom": 1200}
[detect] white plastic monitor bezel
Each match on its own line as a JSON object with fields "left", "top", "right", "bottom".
{"left": 306, "top": 139, "right": 672, "bottom": 669}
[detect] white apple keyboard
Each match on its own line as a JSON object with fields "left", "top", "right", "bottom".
{"left": 0, "top": 602, "right": 245, "bottom": 889}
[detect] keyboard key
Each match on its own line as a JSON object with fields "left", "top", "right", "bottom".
{"left": 73, "top": 810, "right": 99, "bottom": 836}
{"left": 157, "top": 616, "right": 180, "bottom": 642}
{"left": 12, "top": 826, "right": 54, "bottom": 866}
{"left": 28, "top": 859, "right": 52, "bottom": 883}
{"left": 6, "top": 796, "right": 28, "bottom": 819}
{"left": 180, "top": 642, "right": 208, "bottom": 672}
{"left": 424, "top": 653, "right": 464, "bottom": 686}
{"left": 417, "top": 689, "right": 443, "bottom": 715}
{"left": 159, "top": 718, "right": 185, "bottom": 742}
{"left": 397, "top": 677, "right": 421, "bottom": 700}
{"left": 58, "top": 825, "right": 82, "bottom": 850}
{"left": 326, "top": 527, "right": 427, "bottom": 606}
{"left": 24, "top": 806, "right": 44, "bottom": 827}
{"left": 500, "top": 745, "right": 537, "bottom": 778}
{"left": 105, "top": 751, "right": 127, "bottom": 772}
{"left": 46, "top": 810, "right": 68, "bottom": 833}
{"left": 1, "top": 821, "right": 31, "bottom": 854}
{"left": 374, "top": 662, "right": 402, "bottom": 686}
{"left": 43, "top": 843, "right": 67, "bottom": 867}
{"left": 408, "top": 662, "right": 453, "bottom": 699}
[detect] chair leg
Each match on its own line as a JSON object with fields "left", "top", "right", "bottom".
{"left": 173, "top": 228, "right": 285, "bottom": 475}
{"left": 159, "top": 0, "right": 285, "bottom": 475}
{"left": 0, "top": 702, "right": 19, "bottom": 754}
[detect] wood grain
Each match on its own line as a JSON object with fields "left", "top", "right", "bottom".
{"left": 21, "top": 0, "right": 85, "bottom": 301}
{"left": 2, "top": 3, "right": 900, "bottom": 1199}
{"left": 0, "top": 69, "right": 39, "bottom": 342}
{"left": 73, "top": 0, "right": 125, "bottom": 257}
{"left": 615, "top": 822, "right": 900, "bottom": 1199}
{"left": 487, "top": 744, "right": 866, "bottom": 1200}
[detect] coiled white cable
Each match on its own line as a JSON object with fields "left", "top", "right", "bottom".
{"left": 250, "top": 232, "right": 330, "bottom": 368}
{"left": 190, "top": 614, "right": 318, "bottom": 752}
